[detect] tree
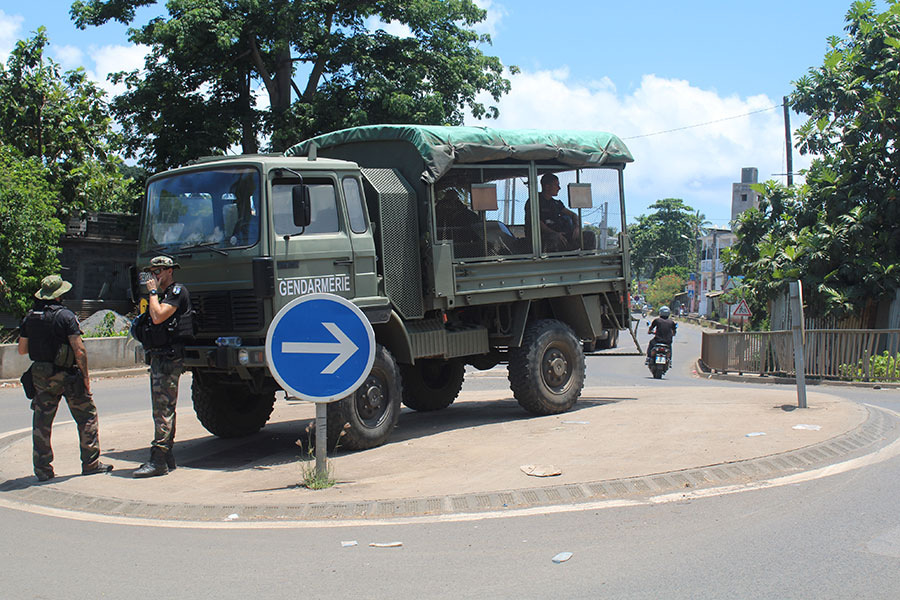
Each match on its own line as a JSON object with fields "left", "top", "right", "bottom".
{"left": 71, "top": 0, "right": 514, "bottom": 171}
{"left": 0, "top": 28, "right": 135, "bottom": 216}
{"left": 644, "top": 273, "right": 685, "bottom": 311}
{"left": 0, "top": 147, "right": 65, "bottom": 317}
{"left": 629, "top": 199, "right": 705, "bottom": 279}
{"left": 727, "top": 1, "right": 900, "bottom": 318}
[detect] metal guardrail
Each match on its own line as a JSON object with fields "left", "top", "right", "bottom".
{"left": 701, "top": 329, "right": 900, "bottom": 382}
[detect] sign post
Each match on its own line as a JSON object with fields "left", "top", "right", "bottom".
{"left": 789, "top": 281, "right": 807, "bottom": 409}
{"left": 732, "top": 299, "right": 752, "bottom": 332}
{"left": 265, "top": 293, "right": 375, "bottom": 477}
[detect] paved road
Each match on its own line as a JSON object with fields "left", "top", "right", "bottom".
{"left": 2, "top": 322, "right": 900, "bottom": 599}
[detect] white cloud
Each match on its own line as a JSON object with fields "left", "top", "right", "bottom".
{"left": 85, "top": 43, "right": 150, "bottom": 96}
{"left": 367, "top": 1, "right": 505, "bottom": 40}
{"left": 0, "top": 10, "right": 24, "bottom": 62}
{"left": 52, "top": 44, "right": 85, "bottom": 70}
{"left": 467, "top": 68, "right": 810, "bottom": 226}
{"left": 472, "top": 0, "right": 506, "bottom": 39}
{"left": 366, "top": 16, "right": 413, "bottom": 38}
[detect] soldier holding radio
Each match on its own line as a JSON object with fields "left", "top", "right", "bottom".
{"left": 132, "top": 256, "right": 193, "bottom": 478}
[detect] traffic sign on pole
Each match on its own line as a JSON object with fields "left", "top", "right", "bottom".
{"left": 265, "top": 293, "right": 375, "bottom": 403}
{"left": 732, "top": 299, "right": 752, "bottom": 318}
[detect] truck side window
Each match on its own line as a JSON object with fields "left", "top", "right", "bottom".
{"left": 273, "top": 182, "right": 340, "bottom": 236}
{"left": 343, "top": 177, "right": 367, "bottom": 234}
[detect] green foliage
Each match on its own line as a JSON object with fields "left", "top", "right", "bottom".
{"left": 0, "top": 146, "right": 64, "bottom": 316}
{"left": 0, "top": 28, "right": 135, "bottom": 215}
{"left": 296, "top": 427, "right": 337, "bottom": 490}
{"left": 629, "top": 199, "right": 706, "bottom": 279}
{"left": 645, "top": 273, "right": 685, "bottom": 310}
{"left": 657, "top": 265, "right": 690, "bottom": 280}
{"left": 735, "top": 0, "right": 900, "bottom": 318}
{"left": 839, "top": 351, "right": 900, "bottom": 382}
{"left": 71, "top": 0, "right": 513, "bottom": 171}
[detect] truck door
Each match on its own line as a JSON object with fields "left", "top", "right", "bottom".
{"left": 341, "top": 175, "right": 379, "bottom": 299}
{"left": 271, "top": 176, "right": 354, "bottom": 308}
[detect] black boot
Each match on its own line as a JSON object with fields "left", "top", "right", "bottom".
{"left": 166, "top": 450, "right": 176, "bottom": 471}
{"left": 133, "top": 448, "right": 169, "bottom": 478}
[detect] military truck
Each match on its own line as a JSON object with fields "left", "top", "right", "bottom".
{"left": 135, "top": 125, "right": 634, "bottom": 450}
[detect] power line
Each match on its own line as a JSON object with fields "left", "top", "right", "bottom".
{"left": 622, "top": 104, "right": 783, "bottom": 140}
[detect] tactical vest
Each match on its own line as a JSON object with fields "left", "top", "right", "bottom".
{"left": 132, "top": 290, "right": 195, "bottom": 349}
{"left": 25, "top": 305, "right": 76, "bottom": 368}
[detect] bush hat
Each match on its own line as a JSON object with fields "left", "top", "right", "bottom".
{"left": 34, "top": 275, "right": 73, "bottom": 300}
{"left": 142, "top": 256, "right": 180, "bottom": 272}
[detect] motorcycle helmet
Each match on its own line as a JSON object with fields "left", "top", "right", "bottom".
{"left": 659, "top": 306, "right": 671, "bottom": 318}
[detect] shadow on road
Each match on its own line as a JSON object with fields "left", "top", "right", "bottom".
{"left": 93, "top": 396, "right": 633, "bottom": 474}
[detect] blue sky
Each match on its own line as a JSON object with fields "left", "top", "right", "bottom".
{"left": 0, "top": 1, "right": 876, "bottom": 226}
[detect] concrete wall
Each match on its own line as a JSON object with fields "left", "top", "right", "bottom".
{"left": 0, "top": 337, "right": 144, "bottom": 380}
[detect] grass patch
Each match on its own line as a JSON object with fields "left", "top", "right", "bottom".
{"left": 295, "top": 424, "right": 340, "bottom": 490}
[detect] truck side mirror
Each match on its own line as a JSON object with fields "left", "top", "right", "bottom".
{"left": 292, "top": 185, "right": 311, "bottom": 228}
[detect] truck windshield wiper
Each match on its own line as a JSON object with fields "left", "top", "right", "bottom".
{"left": 175, "top": 241, "right": 228, "bottom": 256}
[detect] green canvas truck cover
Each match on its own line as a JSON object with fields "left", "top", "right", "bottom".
{"left": 286, "top": 125, "right": 633, "bottom": 184}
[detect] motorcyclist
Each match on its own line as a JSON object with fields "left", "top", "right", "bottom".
{"left": 646, "top": 305, "right": 677, "bottom": 365}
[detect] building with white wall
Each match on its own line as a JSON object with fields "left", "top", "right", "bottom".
{"left": 696, "top": 168, "right": 760, "bottom": 317}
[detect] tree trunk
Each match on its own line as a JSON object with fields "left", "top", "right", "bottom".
{"left": 268, "top": 44, "right": 294, "bottom": 152}
{"left": 240, "top": 69, "right": 258, "bottom": 155}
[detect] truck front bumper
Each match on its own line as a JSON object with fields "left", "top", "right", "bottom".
{"left": 182, "top": 344, "right": 268, "bottom": 370}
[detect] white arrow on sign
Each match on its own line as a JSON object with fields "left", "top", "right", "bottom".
{"left": 281, "top": 322, "right": 359, "bottom": 375}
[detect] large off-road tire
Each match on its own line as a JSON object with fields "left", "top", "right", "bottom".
{"left": 400, "top": 359, "right": 465, "bottom": 412}
{"left": 192, "top": 376, "right": 276, "bottom": 438}
{"left": 326, "top": 344, "right": 402, "bottom": 450}
{"left": 508, "top": 319, "right": 585, "bottom": 416}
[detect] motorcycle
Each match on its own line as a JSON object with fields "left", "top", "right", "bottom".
{"left": 647, "top": 342, "right": 672, "bottom": 379}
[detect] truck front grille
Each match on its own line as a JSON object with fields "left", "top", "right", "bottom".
{"left": 191, "top": 291, "right": 263, "bottom": 333}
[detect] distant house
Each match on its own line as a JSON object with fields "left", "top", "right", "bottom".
{"left": 696, "top": 168, "right": 760, "bottom": 318}
{"left": 60, "top": 212, "right": 139, "bottom": 318}
{"left": 697, "top": 226, "right": 735, "bottom": 317}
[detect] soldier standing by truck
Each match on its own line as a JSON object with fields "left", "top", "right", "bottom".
{"left": 17, "top": 275, "right": 113, "bottom": 482}
{"left": 133, "top": 256, "right": 193, "bottom": 478}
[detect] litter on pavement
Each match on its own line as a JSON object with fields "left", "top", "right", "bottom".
{"left": 520, "top": 464, "right": 562, "bottom": 477}
{"left": 370, "top": 542, "right": 403, "bottom": 548}
{"left": 552, "top": 552, "right": 573, "bottom": 563}
{"left": 745, "top": 432, "right": 767, "bottom": 437}
{"left": 793, "top": 424, "right": 822, "bottom": 431}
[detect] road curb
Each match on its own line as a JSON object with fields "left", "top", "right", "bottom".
{"left": 0, "top": 403, "right": 896, "bottom": 525}
{"left": 0, "top": 367, "right": 148, "bottom": 389}
{"left": 694, "top": 359, "right": 900, "bottom": 390}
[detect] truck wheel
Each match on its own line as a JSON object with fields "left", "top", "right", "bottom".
{"left": 327, "top": 345, "right": 401, "bottom": 450}
{"left": 192, "top": 378, "right": 276, "bottom": 438}
{"left": 400, "top": 359, "right": 465, "bottom": 412}
{"left": 597, "top": 327, "right": 619, "bottom": 350}
{"left": 508, "top": 319, "right": 585, "bottom": 416}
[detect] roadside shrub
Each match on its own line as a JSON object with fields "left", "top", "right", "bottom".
{"left": 839, "top": 351, "right": 900, "bottom": 382}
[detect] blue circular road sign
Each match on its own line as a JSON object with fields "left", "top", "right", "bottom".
{"left": 265, "top": 293, "right": 375, "bottom": 402}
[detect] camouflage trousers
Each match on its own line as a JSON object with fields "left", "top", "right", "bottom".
{"left": 149, "top": 355, "right": 183, "bottom": 452}
{"left": 30, "top": 362, "right": 100, "bottom": 478}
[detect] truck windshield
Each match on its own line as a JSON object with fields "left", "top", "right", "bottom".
{"left": 141, "top": 167, "right": 261, "bottom": 254}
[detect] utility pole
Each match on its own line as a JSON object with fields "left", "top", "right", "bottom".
{"left": 783, "top": 96, "right": 793, "bottom": 187}
{"left": 710, "top": 229, "right": 718, "bottom": 318}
